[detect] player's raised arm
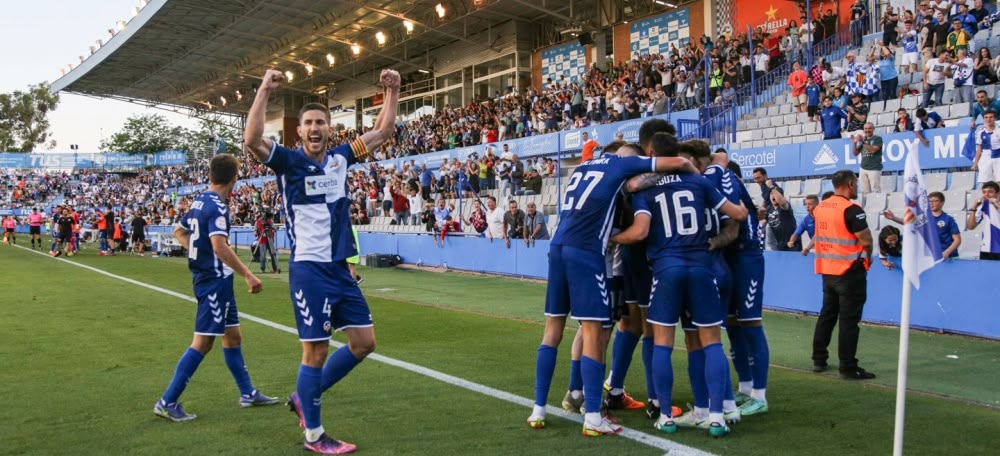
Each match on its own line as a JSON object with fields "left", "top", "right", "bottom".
{"left": 357, "top": 70, "right": 402, "bottom": 157}
{"left": 244, "top": 69, "right": 285, "bottom": 162}
{"left": 210, "top": 235, "right": 263, "bottom": 294}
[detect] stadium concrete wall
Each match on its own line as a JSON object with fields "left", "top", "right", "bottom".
{"left": 141, "top": 225, "right": 1000, "bottom": 340}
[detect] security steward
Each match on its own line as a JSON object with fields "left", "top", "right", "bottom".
{"left": 811, "top": 170, "right": 876, "bottom": 380}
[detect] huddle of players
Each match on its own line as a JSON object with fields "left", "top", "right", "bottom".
{"left": 528, "top": 119, "right": 770, "bottom": 438}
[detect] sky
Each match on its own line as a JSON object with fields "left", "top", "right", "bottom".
{"left": 0, "top": 0, "right": 196, "bottom": 152}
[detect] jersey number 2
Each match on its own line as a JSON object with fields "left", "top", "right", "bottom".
{"left": 188, "top": 219, "right": 200, "bottom": 260}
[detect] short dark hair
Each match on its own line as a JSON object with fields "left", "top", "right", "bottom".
{"left": 916, "top": 108, "right": 928, "bottom": 117}
{"left": 821, "top": 191, "right": 835, "bottom": 200}
{"left": 753, "top": 167, "right": 768, "bottom": 176}
{"left": 486, "top": 196, "right": 496, "bottom": 203}
{"left": 714, "top": 147, "right": 728, "bottom": 155}
{"left": 680, "top": 139, "right": 711, "bottom": 161}
{"left": 805, "top": 194, "right": 820, "bottom": 203}
{"left": 985, "top": 110, "right": 997, "bottom": 118}
{"left": 638, "top": 118, "right": 676, "bottom": 148}
{"left": 727, "top": 160, "right": 742, "bottom": 176}
{"left": 602, "top": 140, "right": 628, "bottom": 155}
{"left": 650, "top": 132, "right": 679, "bottom": 157}
{"left": 831, "top": 170, "right": 857, "bottom": 188}
{"left": 928, "top": 191, "right": 945, "bottom": 201}
{"left": 983, "top": 181, "right": 1000, "bottom": 193}
{"left": 298, "top": 102, "right": 329, "bottom": 122}
{"left": 209, "top": 154, "right": 240, "bottom": 185}
{"left": 978, "top": 89, "right": 988, "bottom": 96}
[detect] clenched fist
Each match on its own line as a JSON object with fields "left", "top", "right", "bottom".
{"left": 380, "top": 69, "right": 401, "bottom": 89}
{"left": 260, "top": 69, "right": 285, "bottom": 91}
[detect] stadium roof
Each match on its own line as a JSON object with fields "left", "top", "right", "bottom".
{"left": 52, "top": 0, "right": 677, "bottom": 118}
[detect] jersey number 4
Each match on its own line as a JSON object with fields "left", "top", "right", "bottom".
{"left": 562, "top": 171, "right": 604, "bottom": 211}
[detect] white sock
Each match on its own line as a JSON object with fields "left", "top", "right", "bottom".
{"left": 694, "top": 406, "right": 709, "bottom": 418}
{"left": 723, "top": 400, "right": 737, "bottom": 412}
{"left": 570, "top": 390, "right": 582, "bottom": 400}
{"left": 708, "top": 412, "right": 724, "bottom": 425}
{"left": 584, "top": 412, "right": 603, "bottom": 425}
{"left": 739, "top": 381, "right": 753, "bottom": 395}
{"left": 609, "top": 388, "right": 624, "bottom": 396}
{"left": 605, "top": 371, "right": 613, "bottom": 386}
{"left": 751, "top": 388, "right": 767, "bottom": 402}
{"left": 304, "top": 426, "right": 325, "bottom": 443}
{"left": 531, "top": 404, "right": 546, "bottom": 418}
{"left": 650, "top": 398, "right": 660, "bottom": 407}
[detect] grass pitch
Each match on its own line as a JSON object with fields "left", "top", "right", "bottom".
{"left": 0, "top": 244, "right": 997, "bottom": 455}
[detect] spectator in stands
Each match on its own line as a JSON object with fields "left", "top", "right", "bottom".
{"left": 753, "top": 44, "right": 770, "bottom": 88}
{"left": 822, "top": 61, "right": 847, "bottom": 93}
{"left": 878, "top": 45, "right": 899, "bottom": 101}
{"left": 510, "top": 154, "right": 525, "bottom": 195}
{"left": 406, "top": 188, "right": 421, "bottom": 225}
{"left": 966, "top": 181, "right": 1000, "bottom": 260}
{"left": 880, "top": 6, "right": 900, "bottom": 46}
{"left": 973, "top": 48, "right": 996, "bottom": 85}
{"left": 878, "top": 225, "right": 902, "bottom": 269}
{"left": 432, "top": 198, "right": 452, "bottom": 233}
{"left": 850, "top": 0, "right": 868, "bottom": 46}
{"left": 788, "top": 61, "right": 809, "bottom": 113}
{"left": 502, "top": 199, "right": 524, "bottom": 249}
{"left": 519, "top": 167, "right": 542, "bottom": 196}
{"left": 845, "top": 93, "right": 869, "bottom": 132}
{"left": 955, "top": 3, "right": 979, "bottom": 42}
{"left": 971, "top": 90, "right": 1000, "bottom": 125}
{"left": 806, "top": 78, "right": 822, "bottom": 121}
{"left": 832, "top": 86, "right": 849, "bottom": 110}
{"left": 970, "top": 0, "right": 991, "bottom": 24}
{"left": 919, "top": 15, "right": 936, "bottom": 62}
{"left": 900, "top": 20, "right": 920, "bottom": 74}
{"left": 972, "top": 110, "right": 1000, "bottom": 183}
{"left": 495, "top": 156, "right": 512, "bottom": 197}
{"left": 852, "top": 122, "right": 884, "bottom": 195}
{"left": 766, "top": 186, "right": 800, "bottom": 251}
{"left": 922, "top": 50, "right": 950, "bottom": 108}
{"left": 789, "top": 194, "right": 819, "bottom": 255}
{"left": 884, "top": 191, "right": 961, "bottom": 258}
{"left": 522, "top": 202, "right": 548, "bottom": 246}
{"left": 946, "top": 18, "right": 973, "bottom": 54}
{"left": 484, "top": 196, "right": 504, "bottom": 243}
{"left": 753, "top": 167, "right": 784, "bottom": 212}
{"left": 820, "top": 95, "right": 849, "bottom": 139}
{"left": 951, "top": 49, "right": 975, "bottom": 105}
{"left": 893, "top": 108, "right": 916, "bottom": 132}
{"left": 915, "top": 107, "right": 945, "bottom": 146}
{"left": 581, "top": 132, "right": 599, "bottom": 162}
{"left": 419, "top": 164, "right": 433, "bottom": 201}
{"left": 931, "top": 11, "right": 951, "bottom": 55}
{"left": 389, "top": 177, "right": 410, "bottom": 225}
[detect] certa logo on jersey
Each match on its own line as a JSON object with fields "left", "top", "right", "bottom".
{"left": 304, "top": 175, "right": 340, "bottom": 195}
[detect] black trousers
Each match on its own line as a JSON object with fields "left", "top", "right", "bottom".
{"left": 812, "top": 262, "right": 867, "bottom": 369}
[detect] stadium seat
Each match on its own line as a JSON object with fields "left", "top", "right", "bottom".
{"left": 750, "top": 128, "right": 764, "bottom": 140}
{"left": 869, "top": 101, "right": 884, "bottom": 113}
{"left": 775, "top": 125, "right": 789, "bottom": 137}
{"left": 885, "top": 98, "right": 901, "bottom": 112}
{"left": 789, "top": 123, "right": 803, "bottom": 136}
{"left": 877, "top": 112, "right": 894, "bottom": 128}
{"left": 866, "top": 209, "right": 882, "bottom": 230}
{"left": 765, "top": 138, "right": 779, "bottom": 146}
{"left": 782, "top": 179, "right": 803, "bottom": 197}
{"left": 943, "top": 190, "right": 967, "bottom": 213}
{"left": 780, "top": 104, "right": 794, "bottom": 115}
{"left": 901, "top": 97, "right": 919, "bottom": 110}
{"left": 759, "top": 116, "right": 772, "bottom": 128}
{"left": 924, "top": 172, "right": 948, "bottom": 192}
{"left": 820, "top": 179, "right": 833, "bottom": 194}
{"left": 752, "top": 140, "right": 765, "bottom": 147}
{"left": 784, "top": 113, "right": 798, "bottom": 125}
{"left": 880, "top": 174, "right": 898, "bottom": 192}
{"left": 950, "top": 171, "right": 976, "bottom": 191}
{"left": 888, "top": 192, "right": 905, "bottom": 210}
{"left": 806, "top": 133, "right": 822, "bottom": 142}
{"left": 738, "top": 120, "right": 750, "bottom": 130}
{"left": 802, "top": 122, "right": 818, "bottom": 134}
{"left": 801, "top": 178, "right": 821, "bottom": 196}
{"left": 772, "top": 115, "right": 786, "bottom": 127}
{"left": 911, "top": 72, "right": 923, "bottom": 84}
{"left": 967, "top": 191, "right": 981, "bottom": 210}
{"left": 747, "top": 118, "right": 759, "bottom": 129}
{"left": 864, "top": 192, "right": 887, "bottom": 211}
{"left": 951, "top": 103, "right": 971, "bottom": 119}
{"left": 778, "top": 137, "right": 793, "bottom": 145}
{"left": 746, "top": 183, "right": 763, "bottom": 203}
{"left": 959, "top": 231, "right": 981, "bottom": 259}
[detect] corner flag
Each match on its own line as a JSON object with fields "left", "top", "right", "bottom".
{"left": 901, "top": 149, "right": 943, "bottom": 289}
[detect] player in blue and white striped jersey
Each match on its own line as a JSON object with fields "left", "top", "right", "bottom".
{"left": 973, "top": 110, "right": 1000, "bottom": 184}
{"left": 154, "top": 154, "right": 276, "bottom": 423}
{"left": 245, "top": 68, "right": 400, "bottom": 455}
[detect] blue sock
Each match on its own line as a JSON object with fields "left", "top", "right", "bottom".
{"left": 222, "top": 347, "right": 254, "bottom": 396}
{"left": 687, "top": 349, "right": 708, "bottom": 409}
{"left": 703, "top": 343, "right": 729, "bottom": 414}
{"left": 744, "top": 326, "right": 770, "bottom": 390}
{"left": 580, "top": 356, "right": 605, "bottom": 414}
{"left": 724, "top": 369, "right": 735, "bottom": 401}
{"left": 568, "top": 359, "right": 582, "bottom": 392}
{"left": 534, "top": 345, "right": 557, "bottom": 407}
{"left": 651, "top": 345, "right": 674, "bottom": 416}
{"left": 296, "top": 364, "right": 323, "bottom": 430}
{"left": 161, "top": 348, "right": 205, "bottom": 404}
{"left": 727, "top": 326, "right": 753, "bottom": 383}
{"left": 609, "top": 330, "right": 640, "bottom": 390}
{"left": 642, "top": 337, "right": 656, "bottom": 401}
{"left": 320, "top": 345, "right": 363, "bottom": 391}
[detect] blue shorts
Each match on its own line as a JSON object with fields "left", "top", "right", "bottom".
{"left": 621, "top": 244, "right": 651, "bottom": 308}
{"left": 681, "top": 255, "right": 732, "bottom": 331}
{"left": 727, "top": 251, "right": 765, "bottom": 321}
{"left": 289, "top": 260, "right": 372, "bottom": 342}
{"left": 544, "top": 245, "right": 613, "bottom": 322}
{"left": 193, "top": 276, "right": 239, "bottom": 336}
{"left": 648, "top": 265, "right": 725, "bottom": 328}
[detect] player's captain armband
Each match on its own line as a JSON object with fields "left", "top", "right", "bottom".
{"left": 350, "top": 138, "right": 370, "bottom": 160}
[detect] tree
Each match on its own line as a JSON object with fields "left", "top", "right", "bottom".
{"left": 100, "top": 113, "right": 189, "bottom": 155}
{"left": 0, "top": 83, "right": 60, "bottom": 152}
{"left": 187, "top": 116, "right": 242, "bottom": 156}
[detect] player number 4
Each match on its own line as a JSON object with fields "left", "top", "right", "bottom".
{"left": 562, "top": 171, "right": 604, "bottom": 211}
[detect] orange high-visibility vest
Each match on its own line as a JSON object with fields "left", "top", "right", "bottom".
{"left": 813, "top": 196, "right": 864, "bottom": 275}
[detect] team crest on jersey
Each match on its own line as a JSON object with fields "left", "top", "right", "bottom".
{"left": 215, "top": 216, "right": 227, "bottom": 230}
{"left": 323, "top": 321, "right": 332, "bottom": 333}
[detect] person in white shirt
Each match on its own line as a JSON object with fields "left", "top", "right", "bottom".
{"left": 484, "top": 196, "right": 506, "bottom": 243}
{"left": 922, "top": 50, "right": 951, "bottom": 108}
{"left": 951, "top": 49, "right": 974, "bottom": 104}
{"left": 822, "top": 63, "right": 847, "bottom": 92}
{"left": 973, "top": 109, "right": 1000, "bottom": 183}
{"left": 966, "top": 181, "right": 1000, "bottom": 261}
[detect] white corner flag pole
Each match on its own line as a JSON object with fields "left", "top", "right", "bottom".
{"left": 892, "top": 268, "right": 914, "bottom": 456}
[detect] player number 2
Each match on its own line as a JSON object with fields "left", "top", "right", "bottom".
{"left": 654, "top": 190, "right": 697, "bottom": 237}
{"left": 562, "top": 171, "right": 604, "bottom": 210}
{"left": 187, "top": 219, "right": 199, "bottom": 260}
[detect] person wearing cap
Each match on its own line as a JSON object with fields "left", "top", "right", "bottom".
{"left": 845, "top": 93, "right": 869, "bottom": 133}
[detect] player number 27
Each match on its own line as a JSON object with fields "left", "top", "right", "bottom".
{"left": 562, "top": 171, "right": 604, "bottom": 210}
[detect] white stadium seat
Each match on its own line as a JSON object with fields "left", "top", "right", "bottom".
{"left": 924, "top": 173, "right": 947, "bottom": 192}
{"left": 880, "top": 174, "right": 897, "bottom": 192}
{"left": 950, "top": 171, "right": 976, "bottom": 191}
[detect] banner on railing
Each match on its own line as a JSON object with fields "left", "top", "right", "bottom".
{"left": 152, "top": 150, "right": 188, "bottom": 166}
{"left": 629, "top": 8, "right": 691, "bottom": 56}
{"left": 727, "top": 124, "right": 974, "bottom": 179}
{"left": 0, "top": 150, "right": 187, "bottom": 169}
{"left": 541, "top": 41, "right": 587, "bottom": 88}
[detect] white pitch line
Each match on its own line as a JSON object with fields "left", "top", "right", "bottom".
{"left": 13, "top": 245, "right": 715, "bottom": 456}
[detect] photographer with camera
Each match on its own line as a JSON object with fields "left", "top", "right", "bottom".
{"left": 254, "top": 210, "right": 279, "bottom": 273}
